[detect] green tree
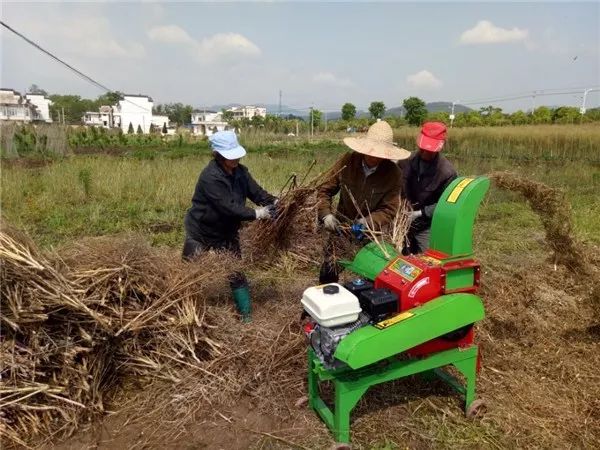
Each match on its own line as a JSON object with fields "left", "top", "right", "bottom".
{"left": 128, "top": 122, "right": 134, "bottom": 134}
{"left": 368, "top": 101, "right": 386, "bottom": 119}
{"left": 510, "top": 110, "right": 530, "bottom": 125}
{"left": 28, "top": 84, "right": 48, "bottom": 96}
{"left": 251, "top": 114, "right": 265, "bottom": 127}
{"left": 585, "top": 108, "right": 600, "bottom": 121}
{"left": 403, "top": 97, "right": 427, "bottom": 126}
{"left": 341, "top": 103, "right": 357, "bottom": 121}
{"left": 310, "top": 108, "right": 322, "bottom": 129}
{"left": 465, "top": 111, "right": 484, "bottom": 127}
{"left": 532, "top": 106, "right": 552, "bottom": 124}
{"left": 49, "top": 95, "right": 97, "bottom": 124}
{"left": 136, "top": 124, "right": 143, "bottom": 134}
{"left": 552, "top": 106, "right": 580, "bottom": 124}
{"left": 153, "top": 103, "right": 193, "bottom": 125}
{"left": 96, "top": 91, "right": 123, "bottom": 106}
{"left": 162, "top": 122, "right": 168, "bottom": 134}
{"left": 426, "top": 111, "right": 450, "bottom": 124}
{"left": 222, "top": 110, "right": 235, "bottom": 122}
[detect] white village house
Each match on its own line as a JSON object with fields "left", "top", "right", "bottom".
{"left": 0, "top": 89, "right": 53, "bottom": 123}
{"left": 190, "top": 106, "right": 268, "bottom": 136}
{"left": 228, "top": 105, "right": 267, "bottom": 120}
{"left": 190, "top": 110, "right": 229, "bottom": 136}
{"left": 83, "top": 94, "right": 166, "bottom": 134}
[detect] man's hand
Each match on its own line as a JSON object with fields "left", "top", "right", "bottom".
{"left": 255, "top": 206, "right": 273, "bottom": 220}
{"left": 408, "top": 210, "right": 423, "bottom": 222}
{"left": 323, "top": 214, "right": 340, "bottom": 232}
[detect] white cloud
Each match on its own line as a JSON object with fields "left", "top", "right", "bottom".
{"left": 146, "top": 25, "right": 261, "bottom": 62}
{"left": 9, "top": 13, "right": 145, "bottom": 59}
{"left": 196, "top": 33, "right": 261, "bottom": 61}
{"left": 147, "top": 25, "right": 194, "bottom": 44}
{"left": 460, "top": 20, "right": 529, "bottom": 45}
{"left": 312, "top": 72, "right": 354, "bottom": 88}
{"left": 406, "top": 70, "right": 442, "bottom": 90}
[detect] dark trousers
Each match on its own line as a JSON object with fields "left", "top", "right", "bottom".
{"left": 182, "top": 234, "right": 247, "bottom": 289}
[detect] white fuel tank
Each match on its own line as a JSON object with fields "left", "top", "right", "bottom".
{"left": 301, "top": 283, "right": 362, "bottom": 327}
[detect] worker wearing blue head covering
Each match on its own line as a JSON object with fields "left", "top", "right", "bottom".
{"left": 183, "top": 130, "right": 277, "bottom": 322}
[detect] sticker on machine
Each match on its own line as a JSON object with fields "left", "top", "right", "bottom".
{"left": 409, "top": 277, "right": 430, "bottom": 298}
{"left": 374, "top": 311, "right": 414, "bottom": 329}
{"left": 447, "top": 178, "right": 475, "bottom": 203}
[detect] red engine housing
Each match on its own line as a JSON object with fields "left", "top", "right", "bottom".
{"left": 373, "top": 249, "right": 480, "bottom": 356}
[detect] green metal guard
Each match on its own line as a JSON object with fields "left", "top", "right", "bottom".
{"left": 308, "top": 345, "right": 479, "bottom": 443}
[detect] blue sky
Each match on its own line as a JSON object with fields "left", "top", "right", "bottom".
{"left": 1, "top": 1, "right": 598, "bottom": 112}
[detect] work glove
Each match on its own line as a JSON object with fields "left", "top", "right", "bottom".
{"left": 323, "top": 214, "right": 340, "bottom": 232}
{"left": 255, "top": 206, "right": 273, "bottom": 220}
{"left": 408, "top": 210, "right": 423, "bottom": 222}
{"left": 350, "top": 222, "right": 366, "bottom": 241}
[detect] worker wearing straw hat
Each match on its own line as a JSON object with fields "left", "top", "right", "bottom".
{"left": 317, "top": 120, "right": 410, "bottom": 283}
{"left": 399, "top": 121, "right": 457, "bottom": 254}
{"left": 183, "top": 130, "right": 277, "bottom": 322}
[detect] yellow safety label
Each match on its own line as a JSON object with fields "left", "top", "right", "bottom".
{"left": 374, "top": 311, "right": 414, "bottom": 329}
{"left": 447, "top": 178, "right": 475, "bottom": 203}
{"left": 420, "top": 255, "right": 442, "bottom": 266}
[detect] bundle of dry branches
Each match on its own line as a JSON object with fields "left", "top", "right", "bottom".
{"left": 489, "top": 171, "right": 587, "bottom": 270}
{"left": 0, "top": 227, "right": 238, "bottom": 447}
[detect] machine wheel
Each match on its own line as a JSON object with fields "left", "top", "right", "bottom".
{"left": 466, "top": 399, "right": 487, "bottom": 418}
{"left": 441, "top": 324, "right": 473, "bottom": 341}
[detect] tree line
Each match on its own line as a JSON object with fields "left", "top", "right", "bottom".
{"left": 27, "top": 85, "right": 599, "bottom": 130}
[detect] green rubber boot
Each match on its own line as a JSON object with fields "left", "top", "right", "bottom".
{"left": 232, "top": 286, "right": 252, "bottom": 323}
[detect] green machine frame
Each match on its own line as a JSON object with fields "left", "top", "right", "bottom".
{"left": 308, "top": 177, "right": 490, "bottom": 443}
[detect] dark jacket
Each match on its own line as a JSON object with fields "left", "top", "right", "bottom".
{"left": 184, "top": 159, "right": 275, "bottom": 243}
{"left": 317, "top": 152, "right": 402, "bottom": 229}
{"left": 399, "top": 152, "right": 457, "bottom": 226}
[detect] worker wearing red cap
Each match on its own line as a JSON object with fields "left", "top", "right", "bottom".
{"left": 399, "top": 121, "right": 457, "bottom": 254}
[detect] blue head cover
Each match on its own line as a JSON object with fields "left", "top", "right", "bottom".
{"left": 209, "top": 130, "right": 246, "bottom": 160}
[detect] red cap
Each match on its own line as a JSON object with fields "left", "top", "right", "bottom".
{"left": 417, "top": 121, "right": 447, "bottom": 152}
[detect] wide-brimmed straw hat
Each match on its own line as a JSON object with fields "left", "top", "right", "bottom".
{"left": 343, "top": 121, "right": 410, "bottom": 160}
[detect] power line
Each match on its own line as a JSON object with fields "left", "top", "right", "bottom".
{"left": 1, "top": 20, "right": 112, "bottom": 93}
{"left": 1, "top": 20, "right": 150, "bottom": 112}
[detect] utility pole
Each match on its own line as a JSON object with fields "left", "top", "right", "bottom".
{"left": 295, "top": 120, "right": 299, "bottom": 137}
{"left": 324, "top": 111, "right": 328, "bottom": 132}
{"left": 310, "top": 107, "right": 314, "bottom": 138}
{"left": 580, "top": 88, "right": 594, "bottom": 115}
{"left": 531, "top": 91, "right": 537, "bottom": 113}
{"left": 450, "top": 101, "right": 458, "bottom": 128}
{"left": 278, "top": 90, "right": 282, "bottom": 117}
{"left": 61, "top": 107, "right": 65, "bottom": 125}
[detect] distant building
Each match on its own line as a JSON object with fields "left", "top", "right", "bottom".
{"left": 191, "top": 110, "right": 229, "bottom": 136}
{"left": 83, "top": 94, "right": 154, "bottom": 133}
{"left": 25, "top": 93, "right": 53, "bottom": 122}
{"left": 83, "top": 105, "right": 113, "bottom": 128}
{"left": 227, "top": 105, "right": 267, "bottom": 119}
{"left": 113, "top": 95, "right": 154, "bottom": 133}
{"left": 0, "top": 89, "right": 51, "bottom": 123}
{"left": 151, "top": 114, "right": 176, "bottom": 135}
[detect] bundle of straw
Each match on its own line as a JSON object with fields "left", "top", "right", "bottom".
{"left": 0, "top": 226, "right": 237, "bottom": 447}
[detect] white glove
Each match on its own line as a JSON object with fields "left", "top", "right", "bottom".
{"left": 356, "top": 217, "right": 368, "bottom": 226}
{"left": 255, "top": 206, "right": 272, "bottom": 220}
{"left": 323, "top": 214, "right": 340, "bottom": 232}
{"left": 408, "top": 210, "right": 422, "bottom": 221}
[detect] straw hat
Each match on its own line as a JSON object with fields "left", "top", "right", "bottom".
{"left": 343, "top": 121, "right": 410, "bottom": 160}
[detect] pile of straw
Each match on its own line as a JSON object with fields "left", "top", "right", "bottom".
{"left": 0, "top": 226, "right": 237, "bottom": 447}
